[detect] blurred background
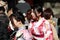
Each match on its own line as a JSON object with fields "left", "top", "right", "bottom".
{"left": 1, "top": 0, "right": 60, "bottom": 40}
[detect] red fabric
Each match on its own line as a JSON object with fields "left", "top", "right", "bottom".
{"left": 7, "top": 26, "right": 12, "bottom": 32}
{"left": 46, "top": 33, "right": 53, "bottom": 40}
{"left": 14, "top": 36, "right": 16, "bottom": 40}
{"left": 29, "top": 18, "right": 53, "bottom": 40}
{"left": 30, "top": 20, "right": 45, "bottom": 38}
{"left": 44, "top": 22, "right": 53, "bottom": 40}
{"left": 45, "top": 27, "right": 53, "bottom": 40}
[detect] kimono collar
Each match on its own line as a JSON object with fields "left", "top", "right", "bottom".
{"left": 18, "top": 25, "right": 26, "bottom": 30}
{"left": 9, "top": 21, "right": 14, "bottom": 31}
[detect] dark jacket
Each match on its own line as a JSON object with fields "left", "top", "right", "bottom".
{"left": 0, "top": 13, "right": 10, "bottom": 40}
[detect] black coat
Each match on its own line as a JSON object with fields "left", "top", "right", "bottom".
{"left": 0, "top": 13, "right": 10, "bottom": 40}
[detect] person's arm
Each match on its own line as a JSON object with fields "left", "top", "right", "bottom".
{"left": 44, "top": 21, "right": 53, "bottom": 40}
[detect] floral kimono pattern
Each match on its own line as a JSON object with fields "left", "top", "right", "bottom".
{"left": 28, "top": 18, "right": 53, "bottom": 40}
{"left": 14, "top": 26, "right": 32, "bottom": 40}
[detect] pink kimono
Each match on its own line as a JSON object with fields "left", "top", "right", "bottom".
{"left": 8, "top": 21, "right": 32, "bottom": 40}
{"left": 28, "top": 18, "right": 53, "bottom": 40}
{"left": 14, "top": 26, "right": 32, "bottom": 40}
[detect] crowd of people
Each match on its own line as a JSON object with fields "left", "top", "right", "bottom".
{"left": 0, "top": 0, "right": 60, "bottom": 40}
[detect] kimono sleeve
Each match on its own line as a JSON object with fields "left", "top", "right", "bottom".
{"left": 44, "top": 21, "right": 53, "bottom": 40}
{"left": 23, "top": 29, "right": 33, "bottom": 40}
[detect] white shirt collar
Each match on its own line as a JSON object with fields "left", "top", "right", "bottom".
{"left": 9, "top": 21, "right": 14, "bottom": 31}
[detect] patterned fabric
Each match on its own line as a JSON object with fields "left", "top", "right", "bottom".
{"left": 14, "top": 27, "right": 32, "bottom": 40}
{"left": 28, "top": 18, "right": 53, "bottom": 40}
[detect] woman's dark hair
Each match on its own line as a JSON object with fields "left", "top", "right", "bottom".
{"left": 43, "top": 8, "right": 54, "bottom": 20}
{"left": 35, "top": 6, "right": 43, "bottom": 17}
{"left": 7, "top": 7, "right": 18, "bottom": 14}
{"left": 26, "top": 9, "right": 38, "bottom": 22}
{"left": 26, "top": 9, "right": 32, "bottom": 22}
{"left": 9, "top": 11, "right": 25, "bottom": 24}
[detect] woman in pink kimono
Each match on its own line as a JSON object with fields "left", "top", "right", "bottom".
{"left": 9, "top": 12, "right": 32, "bottom": 40}
{"left": 43, "top": 8, "right": 59, "bottom": 40}
{"left": 28, "top": 6, "right": 53, "bottom": 40}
